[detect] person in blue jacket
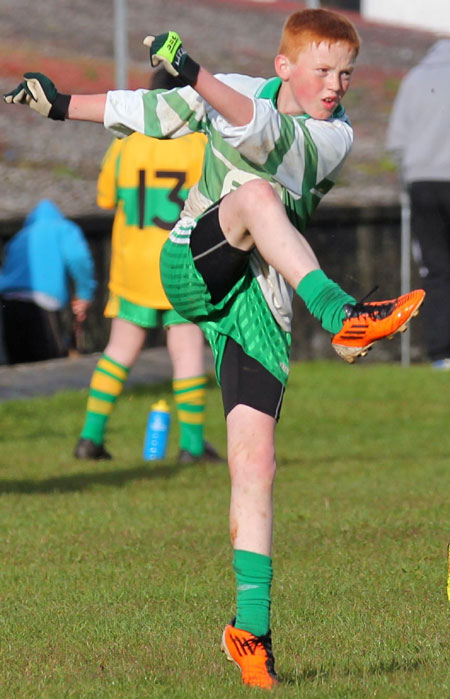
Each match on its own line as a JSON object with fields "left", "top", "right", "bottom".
{"left": 0, "top": 199, "right": 96, "bottom": 363}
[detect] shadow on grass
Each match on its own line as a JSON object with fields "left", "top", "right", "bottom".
{"left": 279, "top": 656, "right": 425, "bottom": 686}
{"left": 0, "top": 460, "right": 196, "bottom": 495}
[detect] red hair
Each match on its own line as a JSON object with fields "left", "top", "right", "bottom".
{"left": 278, "top": 9, "right": 360, "bottom": 62}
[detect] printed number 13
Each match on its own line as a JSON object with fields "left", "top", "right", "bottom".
{"left": 138, "top": 169, "right": 187, "bottom": 230}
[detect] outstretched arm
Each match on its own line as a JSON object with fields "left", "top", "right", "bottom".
{"left": 145, "top": 32, "right": 254, "bottom": 127}
{"left": 4, "top": 31, "right": 255, "bottom": 128}
{"left": 68, "top": 94, "right": 107, "bottom": 122}
{"left": 3, "top": 72, "right": 106, "bottom": 123}
{"left": 195, "top": 67, "right": 253, "bottom": 127}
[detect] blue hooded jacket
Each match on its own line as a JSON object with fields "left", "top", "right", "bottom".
{"left": 0, "top": 200, "right": 96, "bottom": 307}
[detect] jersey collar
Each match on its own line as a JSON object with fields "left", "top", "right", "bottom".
{"left": 255, "top": 77, "right": 282, "bottom": 104}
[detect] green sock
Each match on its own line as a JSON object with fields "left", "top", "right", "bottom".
{"left": 296, "top": 269, "right": 356, "bottom": 333}
{"left": 233, "top": 549, "right": 272, "bottom": 637}
{"left": 80, "top": 354, "right": 129, "bottom": 445}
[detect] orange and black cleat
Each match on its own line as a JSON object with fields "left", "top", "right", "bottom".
{"left": 221, "top": 618, "right": 278, "bottom": 690}
{"left": 332, "top": 289, "right": 425, "bottom": 363}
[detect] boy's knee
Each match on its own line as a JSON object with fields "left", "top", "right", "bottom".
{"left": 240, "top": 178, "right": 279, "bottom": 209}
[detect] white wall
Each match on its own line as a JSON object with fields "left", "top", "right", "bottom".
{"left": 361, "top": 0, "right": 450, "bottom": 34}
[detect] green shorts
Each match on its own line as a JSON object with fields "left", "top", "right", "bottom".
{"left": 160, "top": 218, "right": 291, "bottom": 386}
{"left": 104, "top": 293, "right": 188, "bottom": 329}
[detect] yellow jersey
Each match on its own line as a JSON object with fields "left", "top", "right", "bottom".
{"left": 97, "top": 131, "right": 206, "bottom": 308}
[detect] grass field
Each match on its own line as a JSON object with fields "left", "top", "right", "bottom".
{"left": 0, "top": 360, "right": 449, "bottom": 698}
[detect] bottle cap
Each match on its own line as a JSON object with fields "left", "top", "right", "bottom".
{"left": 151, "top": 399, "right": 170, "bottom": 412}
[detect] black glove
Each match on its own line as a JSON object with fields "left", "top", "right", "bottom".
{"left": 3, "top": 72, "right": 71, "bottom": 120}
{"left": 143, "top": 31, "right": 200, "bottom": 86}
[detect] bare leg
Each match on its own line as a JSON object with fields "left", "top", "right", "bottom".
{"left": 166, "top": 322, "right": 205, "bottom": 378}
{"left": 104, "top": 317, "right": 147, "bottom": 367}
{"left": 218, "top": 179, "right": 320, "bottom": 288}
{"left": 227, "top": 404, "right": 276, "bottom": 556}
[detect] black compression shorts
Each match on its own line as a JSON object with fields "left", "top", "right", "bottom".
{"left": 190, "top": 201, "right": 251, "bottom": 304}
{"left": 220, "top": 337, "right": 285, "bottom": 420}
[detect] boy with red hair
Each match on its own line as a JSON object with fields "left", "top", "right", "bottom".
{"left": 5, "top": 8, "right": 424, "bottom": 689}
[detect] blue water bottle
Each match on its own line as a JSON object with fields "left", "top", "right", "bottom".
{"left": 143, "top": 399, "right": 171, "bottom": 460}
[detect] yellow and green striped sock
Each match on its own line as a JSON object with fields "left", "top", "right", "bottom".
{"left": 80, "top": 354, "right": 129, "bottom": 445}
{"left": 173, "top": 374, "right": 206, "bottom": 456}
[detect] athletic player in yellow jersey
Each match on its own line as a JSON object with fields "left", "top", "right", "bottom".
{"left": 74, "top": 71, "right": 224, "bottom": 463}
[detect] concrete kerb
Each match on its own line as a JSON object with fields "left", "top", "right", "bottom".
{"left": 0, "top": 347, "right": 215, "bottom": 402}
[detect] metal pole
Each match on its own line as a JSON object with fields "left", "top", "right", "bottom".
{"left": 400, "top": 189, "right": 411, "bottom": 366}
{"left": 114, "top": 0, "right": 128, "bottom": 89}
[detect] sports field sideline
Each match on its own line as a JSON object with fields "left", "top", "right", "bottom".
{"left": 0, "top": 346, "right": 215, "bottom": 402}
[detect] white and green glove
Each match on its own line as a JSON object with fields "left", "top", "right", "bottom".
{"left": 143, "top": 31, "right": 200, "bottom": 85}
{"left": 3, "top": 72, "right": 71, "bottom": 120}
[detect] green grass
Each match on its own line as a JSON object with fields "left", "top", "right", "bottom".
{"left": 0, "top": 361, "right": 449, "bottom": 697}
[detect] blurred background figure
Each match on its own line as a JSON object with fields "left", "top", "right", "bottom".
{"left": 0, "top": 198, "right": 95, "bottom": 364}
{"left": 387, "top": 39, "right": 450, "bottom": 369}
{"left": 74, "top": 71, "right": 224, "bottom": 463}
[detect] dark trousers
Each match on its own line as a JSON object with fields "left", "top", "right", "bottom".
{"left": 409, "top": 181, "right": 450, "bottom": 361}
{"left": 1, "top": 298, "right": 68, "bottom": 364}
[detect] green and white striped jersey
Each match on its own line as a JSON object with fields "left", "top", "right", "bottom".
{"left": 104, "top": 74, "right": 353, "bottom": 332}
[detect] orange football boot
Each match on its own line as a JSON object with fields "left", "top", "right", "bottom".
{"left": 221, "top": 619, "right": 278, "bottom": 690}
{"left": 332, "top": 289, "right": 425, "bottom": 363}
